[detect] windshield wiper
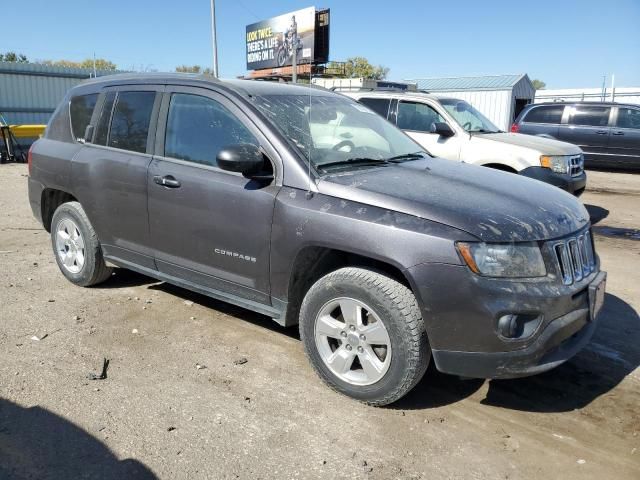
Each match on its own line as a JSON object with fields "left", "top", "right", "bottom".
{"left": 385, "top": 151, "right": 427, "bottom": 163}
{"left": 318, "top": 157, "right": 389, "bottom": 172}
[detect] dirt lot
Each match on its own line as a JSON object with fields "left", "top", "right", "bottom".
{"left": 1, "top": 164, "right": 638, "bottom": 480}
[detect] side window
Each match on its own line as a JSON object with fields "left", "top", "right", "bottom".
{"left": 108, "top": 91, "right": 156, "bottom": 153}
{"left": 164, "top": 93, "right": 258, "bottom": 168}
{"left": 358, "top": 98, "right": 391, "bottom": 118}
{"left": 69, "top": 93, "right": 98, "bottom": 141}
{"left": 94, "top": 92, "right": 116, "bottom": 146}
{"left": 567, "top": 106, "right": 611, "bottom": 127}
{"left": 523, "top": 105, "right": 564, "bottom": 124}
{"left": 397, "top": 101, "right": 446, "bottom": 132}
{"left": 616, "top": 107, "right": 640, "bottom": 129}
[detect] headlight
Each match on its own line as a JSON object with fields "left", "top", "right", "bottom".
{"left": 540, "top": 155, "right": 569, "bottom": 174}
{"left": 457, "top": 242, "right": 546, "bottom": 278}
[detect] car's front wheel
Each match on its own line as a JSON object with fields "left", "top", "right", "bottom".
{"left": 299, "top": 267, "right": 430, "bottom": 406}
{"left": 50, "top": 201, "right": 112, "bottom": 287}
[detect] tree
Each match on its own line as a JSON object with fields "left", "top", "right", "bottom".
{"left": 328, "top": 57, "right": 389, "bottom": 80}
{"left": 0, "top": 52, "right": 28, "bottom": 63}
{"left": 175, "top": 65, "right": 213, "bottom": 75}
{"left": 41, "top": 58, "right": 117, "bottom": 71}
{"left": 532, "top": 79, "right": 546, "bottom": 90}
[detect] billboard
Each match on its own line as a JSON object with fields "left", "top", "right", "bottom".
{"left": 246, "top": 7, "right": 328, "bottom": 71}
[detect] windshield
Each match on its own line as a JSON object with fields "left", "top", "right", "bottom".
{"left": 252, "top": 94, "right": 428, "bottom": 172}
{"left": 439, "top": 98, "right": 501, "bottom": 133}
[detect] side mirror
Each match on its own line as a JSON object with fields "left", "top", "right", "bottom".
{"left": 217, "top": 144, "right": 269, "bottom": 178}
{"left": 430, "top": 122, "right": 454, "bottom": 138}
{"left": 82, "top": 125, "right": 94, "bottom": 143}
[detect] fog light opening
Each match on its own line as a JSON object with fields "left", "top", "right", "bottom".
{"left": 497, "top": 313, "right": 542, "bottom": 340}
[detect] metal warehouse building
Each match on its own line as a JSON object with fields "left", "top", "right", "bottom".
{"left": 406, "top": 74, "right": 535, "bottom": 131}
{"left": 0, "top": 61, "right": 115, "bottom": 125}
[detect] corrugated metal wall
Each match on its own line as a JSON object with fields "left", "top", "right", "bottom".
{"left": 0, "top": 62, "right": 116, "bottom": 125}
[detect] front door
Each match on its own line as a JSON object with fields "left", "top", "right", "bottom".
{"left": 558, "top": 105, "right": 612, "bottom": 167}
{"left": 147, "top": 87, "right": 279, "bottom": 305}
{"left": 395, "top": 100, "right": 461, "bottom": 160}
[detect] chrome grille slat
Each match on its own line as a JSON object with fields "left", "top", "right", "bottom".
{"left": 553, "top": 230, "right": 596, "bottom": 285}
{"left": 569, "top": 154, "right": 584, "bottom": 177}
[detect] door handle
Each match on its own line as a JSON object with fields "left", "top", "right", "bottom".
{"left": 153, "top": 175, "right": 181, "bottom": 188}
{"left": 595, "top": 130, "right": 608, "bottom": 135}
{"left": 612, "top": 131, "right": 625, "bottom": 136}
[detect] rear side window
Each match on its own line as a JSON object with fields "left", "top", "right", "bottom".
{"left": 567, "top": 106, "right": 611, "bottom": 127}
{"left": 108, "top": 92, "right": 156, "bottom": 153}
{"left": 94, "top": 92, "right": 116, "bottom": 146}
{"left": 69, "top": 94, "right": 98, "bottom": 141}
{"left": 397, "top": 101, "right": 445, "bottom": 132}
{"left": 164, "top": 93, "right": 258, "bottom": 167}
{"left": 522, "top": 105, "right": 564, "bottom": 124}
{"left": 616, "top": 107, "right": 640, "bottom": 129}
{"left": 358, "top": 98, "right": 391, "bottom": 118}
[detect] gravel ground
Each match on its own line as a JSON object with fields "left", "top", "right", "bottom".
{"left": 1, "top": 163, "right": 638, "bottom": 480}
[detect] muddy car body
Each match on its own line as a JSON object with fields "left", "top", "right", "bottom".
{"left": 28, "top": 74, "right": 606, "bottom": 405}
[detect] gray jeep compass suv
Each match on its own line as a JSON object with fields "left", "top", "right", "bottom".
{"left": 28, "top": 74, "right": 607, "bottom": 405}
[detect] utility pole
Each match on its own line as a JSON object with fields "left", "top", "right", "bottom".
{"left": 93, "top": 53, "right": 97, "bottom": 78}
{"left": 610, "top": 74, "right": 615, "bottom": 102}
{"left": 210, "top": 0, "right": 219, "bottom": 77}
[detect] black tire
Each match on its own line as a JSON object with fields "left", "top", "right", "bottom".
{"left": 50, "top": 201, "right": 112, "bottom": 287}
{"left": 299, "top": 267, "right": 430, "bottom": 406}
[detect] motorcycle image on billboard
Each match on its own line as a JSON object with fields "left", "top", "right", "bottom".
{"left": 246, "top": 7, "right": 316, "bottom": 70}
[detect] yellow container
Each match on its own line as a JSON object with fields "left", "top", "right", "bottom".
{"left": 9, "top": 124, "right": 46, "bottom": 138}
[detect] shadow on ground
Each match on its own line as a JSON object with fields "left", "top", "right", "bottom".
{"left": 0, "top": 398, "right": 157, "bottom": 480}
{"left": 98, "top": 270, "right": 640, "bottom": 413}
{"left": 585, "top": 204, "right": 609, "bottom": 225}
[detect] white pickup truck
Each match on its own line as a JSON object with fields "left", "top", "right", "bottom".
{"left": 343, "top": 90, "right": 586, "bottom": 196}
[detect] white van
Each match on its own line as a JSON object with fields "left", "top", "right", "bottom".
{"left": 343, "top": 90, "right": 586, "bottom": 195}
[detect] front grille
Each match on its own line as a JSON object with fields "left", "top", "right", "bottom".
{"left": 553, "top": 230, "right": 596, "bottom": 285}
{"left": 569, "top": 154, "right": 584, "bottom": 177}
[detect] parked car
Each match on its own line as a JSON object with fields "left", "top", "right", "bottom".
{"left": 343, "top": 91, "right": 587, "bottom": 196}
{"left": 513, "top": 102, "right": 640, "bottom": 171}
{"left": 28, "top": 74, "right": 606, "bottom": 406}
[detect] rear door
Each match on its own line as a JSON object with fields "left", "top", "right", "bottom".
{"left": 557, "top": 105, "right": 612, "bottom": 167}
{"left": 608, "top": 105, "right": 640, "bottom": 170}
{"left": 395, "top": 100, "right": 461, "bottom": 160}
{"left": 147, "top": 86, "right": 279, "bottom": 305}
{"left": 72, "top": 86, "right": 161, "bottom": 269}
{"left": 357, "top": 97, "right": 392, "bottom": 120}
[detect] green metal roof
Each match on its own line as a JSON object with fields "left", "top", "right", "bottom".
{"left": 409, "top": 74, "right": 529, "bottom": 92}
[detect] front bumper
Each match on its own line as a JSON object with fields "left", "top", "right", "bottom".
{"left": 406, "top": 261, "right": 605, "bottom": 379}
{"left": 432, "top": 306, "right": 596, "bottom": 379}
{"left": 520, "top": 166, "right": 586, "bottom": 197}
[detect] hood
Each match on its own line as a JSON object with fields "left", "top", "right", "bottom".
{"left": 318, "top": 157, "right": 590, "bottom": 242}
{"left": 472, "top": 132, "right": 582, "bottom": 156}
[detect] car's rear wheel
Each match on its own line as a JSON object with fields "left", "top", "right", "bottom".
{"left": 299, "top": 267, "right": 430, "bottom": 406}
{"left": 51, "top": 201, "right": 112, "bottom": 287}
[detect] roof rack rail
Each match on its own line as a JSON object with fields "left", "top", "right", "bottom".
{"left": 329, "top": 86, "right": 412, "bottom": 93}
